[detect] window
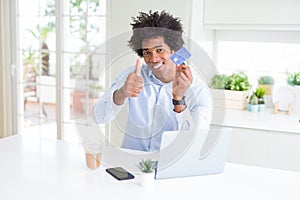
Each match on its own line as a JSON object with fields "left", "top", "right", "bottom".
{"left": 214, "top": 30, "right": 300, "bottom": 88}
{"left": 17, "top": 0, "right": 107, "bottom": 142}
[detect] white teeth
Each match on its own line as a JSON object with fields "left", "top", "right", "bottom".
{"left": 153, "top": 63, "right": 163, "bottom": 69}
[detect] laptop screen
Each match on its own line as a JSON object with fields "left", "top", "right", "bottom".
{"left": 155, "top": 127, "right": 232, "bottom": 179}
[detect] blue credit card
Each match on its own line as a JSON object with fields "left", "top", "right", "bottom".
{"left": 170, "top": 47, "right": 191, "bottom": 65}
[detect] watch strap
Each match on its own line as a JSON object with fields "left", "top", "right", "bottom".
{"left": 172, "top": 96, "right": 186, "bottom": 105}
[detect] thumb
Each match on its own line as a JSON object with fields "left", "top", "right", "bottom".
{"left": 135, "top": 58, "right": 142, "bottom": 75}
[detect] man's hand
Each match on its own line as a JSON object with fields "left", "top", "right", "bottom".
{"left": 113, "top": 59, "right": 144, "bottom": 105}
{"left": 172, "top": 64, "right": 193, "bottom": 100}
{"left": 122, "top": 58, "right": 144, "bottom": 97}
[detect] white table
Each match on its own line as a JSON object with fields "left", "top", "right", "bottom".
{"left": 0, "top": 135, "right": 299, "bottom": 200}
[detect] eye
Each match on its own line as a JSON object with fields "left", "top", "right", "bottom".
{"left": 142, "top": 51, "right": 150, "bottom": 57}
{"left": 156, "top": 48, "right": 163, "bottom": 53}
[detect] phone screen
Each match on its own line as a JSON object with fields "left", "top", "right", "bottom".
{"left": 106, "top": 167, "right": 135, "bottom": 181}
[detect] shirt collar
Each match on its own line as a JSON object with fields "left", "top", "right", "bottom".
{"left": 144, "top": 65, "right": 166, "bottom": 86}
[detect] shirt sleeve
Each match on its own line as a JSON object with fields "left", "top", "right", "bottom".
{"left": 174, "top": 80, "right": 212, "bottom": 131}
{"left": 93, "top": 67, "right": 134, "bottom": 124}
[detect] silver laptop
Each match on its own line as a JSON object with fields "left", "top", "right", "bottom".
{"left": 155, "top": 126, "right": 232, "bottom": 179}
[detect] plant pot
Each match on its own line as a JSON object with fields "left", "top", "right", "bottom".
{"left": 246, "top": 104, "right": 259, "bottom": 112}
{"left": 71, "top": 91, "right": 102, "bottom": 114}
{"left": 137, "top": 172, "right": 155, "bottom": 187}
{"left": 82, "top": 98, "right": 99, "bottom": 115}
{"left": 258, "top": 104, "right": 266, "bottom": 112}
{"left": 211, "top": 89, "right": 251, "bottom": 110}
{"left": 71, "top": 91, "right": 85, "bottom": 113}
{"left": 257, "top": 98, "right": 265, "bottom": 105}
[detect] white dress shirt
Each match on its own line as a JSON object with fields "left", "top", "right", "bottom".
{"left": 93, "top": 64, "right": 212, "bottom": 152}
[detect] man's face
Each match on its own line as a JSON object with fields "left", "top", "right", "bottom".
{"left": 142, "top": 37, "right": 176, "bottom": 83}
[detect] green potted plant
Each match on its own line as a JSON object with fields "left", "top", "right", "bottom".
{"left": 287, "top": 72, "right": 300, "bottom": 114}
{"left": 27, "top": 23, "right": 54, "bottom": 76}
{"left": 137, "top": 158, "right": 156, "bottom": 187}
{"left": 246, "top": 87, "right": 267, "bottom": 112}
{"left": 287, "top": 72, "right": 300, "bottom": 86}
{"left": 225, "top": 72, "right": 251, "bottom": 91}
{"left": 211, "top": 72, "right": 251, "bottom": 110}
{"left": 247, "top": 92, "right": 259, "bottom": 112}
{"left": 258, "top": 75, "right": 274, "bottom": 95}
{"left": 254, "top": 87, "right": 267, "bottom": 112}
{"left": 138, "top": 158, "right": 156, "bottom": 173}
{"left": 211, "top": 74, "right": 228, "bottom": 89}
{"left": 72, "top": 82, "right": 104, "bottom": 115}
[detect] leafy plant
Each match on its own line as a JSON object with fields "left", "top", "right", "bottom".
{"left": 249, "top": 92, "right": 258, "bottom": 105}
{"left": 211, "top": 74, "right": 228, "bottom": 89}
{"left": 254, "top": 87, "right": 266, "bottom": 104}
{"left": 255, "top": 87, "right": 266, "bottom": 98}
{"left": 89, "top": 82, "right": 103, "bottom": 91}
{"left": 225, "top": 72, "right": 251, "bottom": 91}
{"left": 258, "top": 76, "right": 274, "bottom": 85}
{"left": 70, "top": 0, "right": 100, "bottom": 43}
{"left": 287, "top": 72, "right": 300, "bottom": 86}
{"left": 138, "top": 159, "right": 156, "bottom": 173}
{"left": 68, "top": 0, "right": 101, "bottom": 80}
{"left": 22, "top": 49, "right": 39, "bottom": 75}
{"left": 27, "top": 23, "right": 54, "bottom": 76}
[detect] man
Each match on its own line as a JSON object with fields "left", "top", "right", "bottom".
{"left": 93, "top": 10, "right": 212, "bottom": 152}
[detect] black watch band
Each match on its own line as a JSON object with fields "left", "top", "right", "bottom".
{"left": 172, "top": 96, "right": 186, "bottom": 105}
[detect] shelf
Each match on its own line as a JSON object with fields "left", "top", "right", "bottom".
{"left": 212, "top": 108, "right": 300, "bottom": 134}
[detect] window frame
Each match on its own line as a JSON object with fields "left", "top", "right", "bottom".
{"left": 13, "top": 0, "right": 108, "bottom": 141}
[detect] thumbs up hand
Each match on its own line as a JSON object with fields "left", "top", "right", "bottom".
{"left": 120, "top": 58, "right": 144, "bottom": 98}
{"left": 135, "top": 58, "right": 142, "bottom": 75}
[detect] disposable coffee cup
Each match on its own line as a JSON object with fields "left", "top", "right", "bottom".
{"left": 84, "top": 142, "right": 103, "bottom": 169}
{"left": 85, "top": 152, "right": 101, "bottom": 169}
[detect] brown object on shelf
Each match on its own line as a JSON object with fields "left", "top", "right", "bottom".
{"left": 258, "top": 84, "right": 273, "bottom": 95}
{"left": 274, "top": 101, "right": 293, "bottom": 115}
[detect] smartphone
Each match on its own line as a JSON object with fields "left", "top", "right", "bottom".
{"left": 106, "top": 167, "right": 135, "bottom": 181}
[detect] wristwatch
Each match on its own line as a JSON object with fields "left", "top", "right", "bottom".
{"left": 172, "top": 96, "right": 186, "bottom": 105}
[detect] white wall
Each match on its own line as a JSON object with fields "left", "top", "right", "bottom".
{"left": 203, "top": 0, "right": 300, "bottom": 30}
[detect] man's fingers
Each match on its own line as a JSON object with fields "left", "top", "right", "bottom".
{"left": 131, "top": 93, "right": 138, "bottom": 97}
{"left": 124, "top": 77, "right": 143, "bottom": 98}
{"left": 130, "top": 89, "right": 142, "bottom": 97}
{"left": 176, "top": 65, "right": 192, "bottom": 80}
{"left": 135, "top": 58, "right": 142, "bottom": 75}
{"left": 123, "top": 59, "right": 144, "bottom": 98}
{"left": 176, "top": 75, "right": 192, "bottom": 87}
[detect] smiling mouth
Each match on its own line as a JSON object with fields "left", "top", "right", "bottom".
{"left": 152, "top": 62, "right": 164, "bottom": 69}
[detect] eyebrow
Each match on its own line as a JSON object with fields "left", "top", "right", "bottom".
{"left": 142, "top": 45, "right": 163, "bottom": 51}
